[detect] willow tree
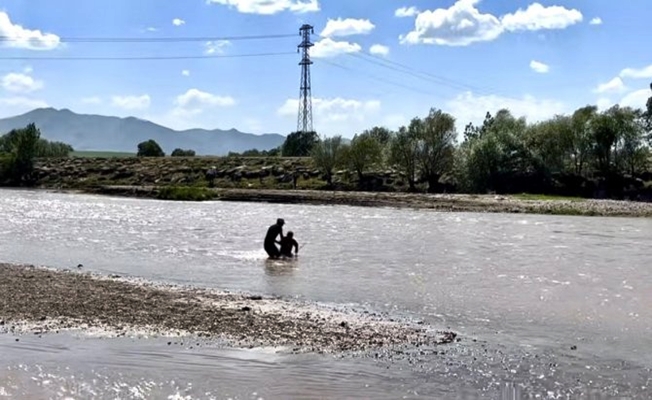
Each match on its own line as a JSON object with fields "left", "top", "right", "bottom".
{"left": 346, "top": 132, "right": 383, "bottom": 183}
{"left": 311, "top": 135, "right": 347, "bottom": 186}
{"left": 415, "top": 108, "right": 457, "bottom": 193}
{"left": 389, "top": 125, "right": 419, "bottom": 192}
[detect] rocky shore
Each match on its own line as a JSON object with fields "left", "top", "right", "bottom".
{"left": 73, "top": 185, "right": 652, "bottom": 217}
{"left": 0, "top": 264, "right": 456, "bottom": 355}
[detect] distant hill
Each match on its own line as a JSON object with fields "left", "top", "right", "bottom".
{"left": 0, "top": 108, "right": 286, "bottom": 156}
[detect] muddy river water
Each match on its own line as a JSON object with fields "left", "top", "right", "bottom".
{"left": 1, "top": 189, "right": 651, "bottom": 398}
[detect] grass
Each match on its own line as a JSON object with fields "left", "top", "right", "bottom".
{"left": 512, "top": 193, "right": 586, "bottom": 202}
{"left": 156, "top": 186, "right": 218, "bottom": 201}
{"left": 71, "top": 151, "right": 136, "bottom": 158}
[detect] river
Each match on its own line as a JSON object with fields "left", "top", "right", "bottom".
{"left": 1, "top": 188, "right": 651, "bottom": 398}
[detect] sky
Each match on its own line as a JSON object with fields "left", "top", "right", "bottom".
{"left": 0, "top": 0, "right": 651, "bottom": 139}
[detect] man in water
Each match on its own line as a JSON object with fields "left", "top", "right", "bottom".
{"left": 279, "top": 231, "right": 299, "bottom": 258}
{"left": 264, "top": 218, "right": 285, "bottom": 259}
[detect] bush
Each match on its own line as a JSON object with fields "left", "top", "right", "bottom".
{"left": 157, "top": 186, "right": 217, "bottom": 201}
{"left": 137, "top": 139, "right": 165, "bottom": 157}
{"left": 171, "top": 148, "right": 196, "bottom": 157}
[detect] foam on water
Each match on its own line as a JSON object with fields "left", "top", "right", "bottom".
{"left": 0, "top": 364, "right": 220, "bottom": 400}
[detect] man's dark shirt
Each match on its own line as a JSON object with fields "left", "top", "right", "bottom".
{"left": 264, "top": 224, "right": 283, "bottom": 245}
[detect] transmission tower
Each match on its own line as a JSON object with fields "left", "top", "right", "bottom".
{"left": 296, "top": 24, "right": 314, "bottom": 134}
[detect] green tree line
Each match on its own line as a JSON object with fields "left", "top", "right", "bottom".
{"left": 281, "top": 85, "right": 652, "bottom": 198}
{"left": 0, "top": 124, "right": 74, "bottom": 185}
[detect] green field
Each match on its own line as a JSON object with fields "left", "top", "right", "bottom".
{"left": 71, "top": 151, "right": 136, "bottom": 158}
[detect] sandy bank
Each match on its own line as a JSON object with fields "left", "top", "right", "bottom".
{"left": 0, "top": 264, "right": 456, "bottom": 355}
{"left": 76, "top": 185, "right": 652, "bottom": 218}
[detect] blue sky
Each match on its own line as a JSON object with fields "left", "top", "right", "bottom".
{"left": 0, "top": 0, "right": 650, "bottom": 139}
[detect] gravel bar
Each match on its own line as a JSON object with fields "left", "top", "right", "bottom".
{"left": 0, "top": 263, "right": 456, "bottom": 355}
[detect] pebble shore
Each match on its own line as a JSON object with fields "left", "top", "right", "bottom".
{"left": 0, "top": 263, "right": 456, "bottom": 355}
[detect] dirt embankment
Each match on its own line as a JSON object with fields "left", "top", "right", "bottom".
{"left": 28, "top": 156, "right": 652, "bottom": 218}
{"left": 33, "top": 156, "right": 321, "bottom": 189}
{"left": 0, "top": 264, "right": 456, "bottom": 355}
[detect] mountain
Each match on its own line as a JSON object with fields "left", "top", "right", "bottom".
{"left": 0, "top": 108, "right": 286, "bottom": 156}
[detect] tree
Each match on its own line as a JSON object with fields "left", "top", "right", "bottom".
{"left": 137, "top": 139, "right": 165, "bottom": 157}
{"left": 525, "top": 115, "right": 573, "bottom": 174}
{"left": 414, "top": 108, "right": 457, "bottom": 193}
{"left": 589, "top": 106, "right": 641, "bottom": 175}
{"left": 389, "top": 125, "right": 419, "bottom": 191}
{"left": 645, "top": 82, "right": 652, "bottom": 142}
{"left": 310, "top": 135, "right": 346, "bottom": 186}
{"left": 613, "top": 107, "right": 647, "bottom": 175}
{"left": 0, "top": 123, "right": 41, "bottom": 185}
{"left": 281, "top": 131, "right": 318, "bottom": 157}
{"left": 35, "top": 140, "right": 74, "bottom": 158}
{"left": 457, "top": 109, "right": 535, "bottom": 193}
{"left": 171, "top": 148, "right": 196, "bottom": 157}
{"left": 346, "top": 132, "right": 383, "bottom": 183}
{"left": 463, "top": 112, "right": 494, "bottom": 143}
{"left": 266, "top": 147, "right": 281, "bottom": 157}
{"left": 569, "top": 105, "right": 598, "bottom": 176}
{"left": 363, "top": 126, "right": 392, "bottom": 146}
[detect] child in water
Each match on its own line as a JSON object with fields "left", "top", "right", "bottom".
{"left": 278, "top": 231, "right": 299, "bottom": 258}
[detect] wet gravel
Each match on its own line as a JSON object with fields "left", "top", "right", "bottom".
{"left": 0, "top": 263, "right": 456, "bottom": 355}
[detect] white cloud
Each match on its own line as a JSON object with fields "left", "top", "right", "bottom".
{"left": 204, "top": 40, "right": 231, "bottom": 55}
{"left": 111, "top": 95, "right": 151, "bottom": 110}
{"left": 400, "top": 0, "right": 583, "bottom": 47}
{"left": 81, "top": 96, "right": 102, "bottom": 105}
{"left": 277, "top": 97, "right": 381, "bottom": 133}
{"left": 619, "top": 65, "right": 652, "bottom": 79}
{"left": 501, "top": 3, "right": 583, "bottom": 32}
{"left": 369, "top": 44, "right": 390, "bottom": 57}
{"left": 446, "top": 91, "right": 567, "bottom": 128}
{"left": 174, "top": 88, "right": 235, "bottom": 111}
{"left": 594, "top": 77, "right": 627, "bottom": 94}
{"left": 381, "top": 113, "right": 410, "bottom": 130}
{"left": 1, "top": 71, "right": 44, "bottom": 93}
{"left": 168, "top": 89, "right": 235, "bottom": 125}
{"left": 589, "top": 17, "right": 603, "bottom": 25}
{"left": 320, "top": 18, "right": 375, "bottom": 38}
{"left": 182, "top": 70, "right": 190, "bottom": 76}
{"left": 311, "top": 38, "right": 361, "bottom": 58}
{"left": 596, "top": 89, "right": 650, "bottom": 114}
{"left": 620, "top": 89, "right": 650, "bottom": 110}
{"left": 395, "top": 6, "right": 419, "bottom": 18}
{"left": 145, "top": 27, "right": 158, "bottom": 32}
{"left": 399, "top": 0, "right": 503, "bottom": 46}
{"left": 172, "top": 18, "right": 185, "bottom": 26}
{"left": 529, "top": 60, "right": 549, "bottom": 74}
{"left": 206, "top": 0, "right": 319, "bottom": 15}
{"left": 0, "top": 11, "right": 61, "bottom": 50}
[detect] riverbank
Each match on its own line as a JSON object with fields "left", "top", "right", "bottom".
{"left": 0, "top": 155, "right": 644, "bottom": 217}
{"left": 0, "top": 263, "right": 455, "bottom": 355}
{"left": 54, "top": 185, "right": 652, "bottom": 217}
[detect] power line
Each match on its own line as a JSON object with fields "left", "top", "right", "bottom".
{"left": 0, "top": 51, "right": 296, "bottom": 61}
{"left": 0, "top": 33, "right": 297, "bottom": 43}
{"left": 315, "top": 58, "right": 441, "bottom": 97}
{"left": 347, "top": 52, "right": 515, "bottom": 98}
